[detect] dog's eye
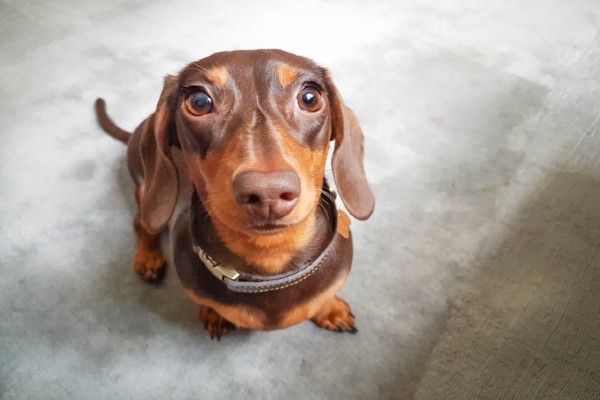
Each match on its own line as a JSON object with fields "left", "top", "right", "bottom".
{"left": 297, "top": 86, "right": 323, "bottom": 112}
{"left": 186, "top": 91, "right": 213, "bottom": 116}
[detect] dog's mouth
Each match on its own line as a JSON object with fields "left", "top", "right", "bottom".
{"left": 249, "top": 222, "right": 292, "bottom": 235}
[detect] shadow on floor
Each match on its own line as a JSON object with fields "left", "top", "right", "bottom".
{"left": 403, "top": 170, "right": 600, "bottom": 399}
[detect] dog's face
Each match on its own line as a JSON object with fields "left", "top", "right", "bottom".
{"left": 137, "top": 49, "right": 374, "bottom": 238}
{"left": 174, "top": 50, "right": 332, "bottom": 236}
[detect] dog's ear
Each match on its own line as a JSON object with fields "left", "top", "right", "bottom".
{"left": 139, "top": 75, "right": 179, "bottom": 234}
{"left": 326, "top": 75, "right": 375, "bottom": 220}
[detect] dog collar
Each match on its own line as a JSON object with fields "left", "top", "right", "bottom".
{"left": 192, "top": 206, "right": 351, "bottom": 294}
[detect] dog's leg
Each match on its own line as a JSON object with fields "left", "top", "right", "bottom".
{"left": 132, "top": 215, "right": 166, "bottom": 282}
{"left": 131, "top": 188, "right": 167, "bottom": 282}
{"left": 312, "top": 295, "right": 357, "bottom": 333}
{"left": 198, "top": 305, "right": 236, "bottom": 340}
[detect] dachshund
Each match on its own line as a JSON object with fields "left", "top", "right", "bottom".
{"left": 95, "top": 49, "right": 374, "bottom": 339}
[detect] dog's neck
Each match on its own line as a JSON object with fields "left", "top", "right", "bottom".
{"left": 210, "top": 214, "right": 316, "bottom": 274}
{"left": 190, "top": 191, "right": 334, "bottom": 276}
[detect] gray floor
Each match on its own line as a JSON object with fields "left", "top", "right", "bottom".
{"left": 1, "top": 1, "right": 599, "bottom": 399}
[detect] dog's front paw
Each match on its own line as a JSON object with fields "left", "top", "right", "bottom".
{"left": 312, "top": 296, "right": 357, "bottom": 333}
{"left": 199, "top": 306, "right": 236, "bottom": 340}
{"left": 133, "top": 249, "right": 166, "bottom": 282}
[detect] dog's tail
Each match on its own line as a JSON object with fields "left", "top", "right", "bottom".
{"left": 95, "top": 98, "right": 131, "bottom": 144}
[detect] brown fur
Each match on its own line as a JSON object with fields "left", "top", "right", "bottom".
{"left": 95, "top": 49, "right": 374, "bottom": 339}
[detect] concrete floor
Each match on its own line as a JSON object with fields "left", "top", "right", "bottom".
{"left": 1, "top": 0, "right": 599, "bottom": 399}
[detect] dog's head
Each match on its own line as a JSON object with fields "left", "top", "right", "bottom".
{"left": 139, "top": 50, "right": 374, "bottom": 237}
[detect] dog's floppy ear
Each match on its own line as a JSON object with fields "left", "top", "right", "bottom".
{"left": 326, "top": 75, "right": 375, "bottom": 220}
{"left": 139, "top": 75, "right": 179, "bottom": 234}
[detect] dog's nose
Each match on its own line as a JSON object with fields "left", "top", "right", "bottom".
{"left": 233, "top": 170, "right": 300, "bottom": 220}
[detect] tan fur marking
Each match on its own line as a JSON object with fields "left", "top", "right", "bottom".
{"left": 132, "top": 230, "right": 166, "bottom": 281}
{"left": 133, "top": 193, "right": 166, "bottom": 282}
{"left": 279, "top": 127, "right": 330, "bottom": 204}
{"left": 183, "top": 121, "right": 330, "bottom": 275}
{"left": 277, "top": 63, "right": 299, "bottom": 88}
{"left": 186, "top": 131, "right": 314, "bottom": 273}
{"left": 212, "top": 213, "right": 316, "bottom": 273}
{"left": 185, "top": 290, "right": 266, "bottom": 330}
{"left": 280, "top": 271, "right": 349, "bottom": 328}
{"left": 206, "top": 66, "right": 229, "bottom": 88}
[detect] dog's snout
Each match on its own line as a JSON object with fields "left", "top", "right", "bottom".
{"left": 233, "top": 170, "right": 300, "bottom": 220}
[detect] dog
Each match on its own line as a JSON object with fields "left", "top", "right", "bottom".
{"left": 95, "top": 49, "right": 374, "bottom": 339}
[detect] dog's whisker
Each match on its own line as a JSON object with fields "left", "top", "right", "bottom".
{"left": 320, "top": 189, "right": 336, "bottom": 202}
{"left": 309, "top": 168, "right": 334, "bottom": 178}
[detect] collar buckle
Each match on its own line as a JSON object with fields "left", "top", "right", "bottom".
{"left": 195, "top": 246, "right": 240, "bottom": 281}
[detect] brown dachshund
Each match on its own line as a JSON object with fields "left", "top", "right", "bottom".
{"left": 95, "top": 49, "right": 374, "bottom": 339}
